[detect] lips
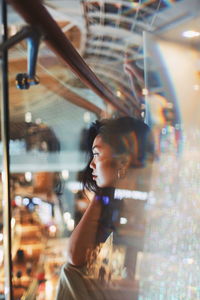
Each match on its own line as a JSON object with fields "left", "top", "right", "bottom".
{"left": 92, "top": 174, "right": 97, "bottom": 180}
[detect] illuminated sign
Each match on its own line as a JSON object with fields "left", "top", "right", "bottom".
{"left": 114, "top": 189, "right": 149, "bottom": 201}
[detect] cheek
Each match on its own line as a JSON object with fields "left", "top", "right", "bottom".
{"left": 98, "top": 159, "right": 117, "bottom": 184}
{"left": 99, "top": 159, "right": 114, "bottom": 173}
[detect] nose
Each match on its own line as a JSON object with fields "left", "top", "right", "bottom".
{"left": 89, "top": 158, "right": 95, "bottom": 170}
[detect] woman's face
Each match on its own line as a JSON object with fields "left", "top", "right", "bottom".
{"left": 90, "top": 135, "right": 117, "bottom": 188}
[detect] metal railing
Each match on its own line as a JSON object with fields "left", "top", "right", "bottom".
{"left": 3, "top": 0, "right": 134, "bottom": 116}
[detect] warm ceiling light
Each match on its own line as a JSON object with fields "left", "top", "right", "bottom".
{"left": 62, "top": 170, "right": 69, "bottom": 180}
{"left": 25, "top": 111, "right": 32, "bottom": 123}
{"left": 116, "top": 90, "right": 121, "bottom": 97}
{"left": 182, "top": 30, "right": 200, "bottom": 38}
{"left": 142, "top": 88, "right": 148, "bottom": 96}
{"left": 83, "top": 111, "right": 91, "bottom": 123}
{"left": 25, "top": 172, "right": 32, "bottom": 182}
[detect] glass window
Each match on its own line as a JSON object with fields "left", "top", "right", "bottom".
{"left": 0, "top": 0, "right": 199, "bottom": 299}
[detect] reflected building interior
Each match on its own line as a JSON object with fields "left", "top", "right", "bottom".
{"left": 1, "top": 0, "right": 200, "bottom": 299}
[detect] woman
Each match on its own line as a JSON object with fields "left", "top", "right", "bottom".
{"left": 56, "top": 116, "right": 154, "bottom": 300}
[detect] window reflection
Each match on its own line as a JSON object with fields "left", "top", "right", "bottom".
{"left": 0, "top": 0, "right": 199, "bottom": 299}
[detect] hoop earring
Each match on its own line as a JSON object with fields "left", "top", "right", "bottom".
{"left": 117, "top": 170, "right": 121, "bottom": 179}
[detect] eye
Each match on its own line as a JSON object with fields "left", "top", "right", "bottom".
{"left": 92, "top": 152, "right": 99, "bottom": 157}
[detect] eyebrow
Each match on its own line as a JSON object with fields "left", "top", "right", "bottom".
{"left": 92, "top": 145, "right": 101, "bottom": 151}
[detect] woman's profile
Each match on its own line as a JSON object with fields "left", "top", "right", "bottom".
{"left": 56, "top": 116, "right": 154, "bottom": 300}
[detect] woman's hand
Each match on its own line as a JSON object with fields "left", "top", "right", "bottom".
{"left": 67, "top": 196, "right": 102, "bottom": 267}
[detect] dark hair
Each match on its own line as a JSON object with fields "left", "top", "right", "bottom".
{"left": 81, "top": 116, "right": 154, "bottom": 194}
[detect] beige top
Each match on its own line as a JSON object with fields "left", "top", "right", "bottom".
{"left": 56, "top": 234, "right": 137, "bottom": 300}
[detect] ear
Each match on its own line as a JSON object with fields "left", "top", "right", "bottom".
{"left": 117, "top": 154, "right": 131, "bottom": 170}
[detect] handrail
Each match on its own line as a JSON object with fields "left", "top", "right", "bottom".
{"left": 6, "top": 0, "right": 133, "bottom": 116}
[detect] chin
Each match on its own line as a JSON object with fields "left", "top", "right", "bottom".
{"left": 96, "top": 183, "right": 104, "bottom": 188}
{"left": 96, "top": 182, "right": 106, "bottom": 188}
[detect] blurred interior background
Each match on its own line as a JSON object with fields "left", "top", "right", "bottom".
{"left": 1, "top": 0, "right": 200, "bottom": 299}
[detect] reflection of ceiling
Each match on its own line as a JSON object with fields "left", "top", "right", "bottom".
{"left": 81, "top": 0, "right": 198, "bottom": 105}
{"left": 1, "top": 0, "right": 200, "bottom": 144}
{"left": 158, "top": 13, "right": 200, "bottom": 46}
